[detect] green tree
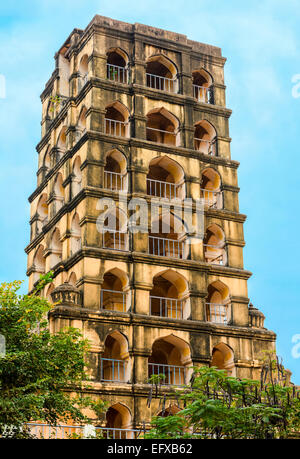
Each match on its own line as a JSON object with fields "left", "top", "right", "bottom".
{"left": 146, "top": 364, "right": 300, "bottom": 439}
{"left": 0, "top": 275, "right": 104, "bottom": 438}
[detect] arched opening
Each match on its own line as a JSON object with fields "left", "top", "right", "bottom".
{"left": 148, "top": 335, "right": 192, "bottom": 386}
{"left": 78, "top": 54, "right": 88, "bottom": 91}
{"left": 104, "top": 149, "right": 127, "bottom": 191}
{"left": 106, "top": 48, "right": 128, "bottom": 84}
{"left": 157, "top": 405, "right": 181, "bottom": 417}
{"left": 150, "top": 270, "right": 190, "bottom": 320}
{"left": 72, "top": 157, "right": 82, "bottom": 198}
{"left": 203, "top": 224, "right": 227, "bottom": 266}
{"left": 75, "top": 107, "right": 87, "bottom": 142}
{"left": 70, "top": 213, "right": 81, "bottom": 255}
{"left": 36, "top": 193, "right": 48, "bottom": 235}
{"left": 146, "top": 108, "right": 179, "bottom": 146}
{"left": 100, "top": 268, "right": 130, "bottom": 312}
{"left": 33, "top": 245, "right": 45, "bottom": 284}
{"left": 146, "top": 55, "right": 178, "bottom": 93}
{"left": 194, "top": 120, "right": 217, "bottom": 155}
{"left": 211, "top": 343, "right": 236, "bottom": 376}
{"left": 192, "top": 69, "right": 214, "bottom": 104}
{"left": 57, "top": 126, "right": 67, "bottom": 153}
{"left": 147, "top": 156, "right": 185, "bottom": 199}
{"left": 102, "top": 207, "right": 128, "bottom": 251}
{"left": 105, "top": 102, "right": 129, "bottom": 138}
{"left": 43, "top": 147, "right": 51, "bottom": 176}
{"left": 200, "top": 168, "right": 223, "bottom": 209}
{"left": 49, "top": 228, "right": 62, "bottom": 267}
{"left": 101, "top": 331, "right": 130, "bottom": 383}
{"left": 53, "top": 173, "right": 64, "bottom": 212}
{"left": 45, "top": 283, "right": 55, "bottom": 303}
{"left": 68, "top": 272, "right": 77, "bottom": 286}
{"left": 149, "top": 212, "right": 188, "bottom": 259}
{"left": 206, "top": 281, "right": 231, "bottom": 325}
{"left": 104, "top": 403, "right": 133, "bottom": 439}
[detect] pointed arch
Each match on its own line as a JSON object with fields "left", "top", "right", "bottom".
{"left": 147, "top": 155, "right": 185, "bottom": 199}
{"left": 206, "top": 280, "right": 231, "bottom": 324}
{"left": 104, "top": 149, "right": 127, "bottom": 191}
{"left": 57, "top": 126, "right": 67, "bottom": 151}
{"left": 146, "top": 54, "right": 178, "bottom": 93}
{"left": 70, "top": 213, "right": 81, "bottom": 255}
{"left": 105, "top": 403, "right": 133, "bottom": 438}
{"left": 149, "top": 211, "right": 189, "bottom": 259}
{"left": 211, "top": 343, "right": 236, "bottom": 376}
{"left": 146, "top": 107, "right": 180, "bottom": 146}
{"left": 105, "top": 101, "right": 130, "bottom": 137}
{"left": 106, "top": 48, "right": 128, "bottom": 84}
{"left": 204, "top": 224, "right": 227, "bottom": 266}
{"left": 192, "top": 68, "right": 214, "bottom": 104}
{"left": 100, "top": 268, "right": 130, "bottom": 312}
{"left": 72, "top": 156, "right": 82, "bottom": 197}
{"left": 194, "top": 119, "right": 217, "bottom": 155}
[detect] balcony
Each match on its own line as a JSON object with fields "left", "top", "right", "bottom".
{"left": 203, "top": 244, "right": 226, "bottom": 265}
{"left": 107, "top": 63, "right": 128, "bottom": 84}
{"left": 193, "top": 84, "right": 214, "bottom": 104}
{"left": 149, "top": 236, "right": 186, "bottom": 259}
{"left": 146, "top": 73, "right": 176, "bottom": 93}
{"left": 206, "top": 303, "right": 229, "bottom": 325}
{"left": 100, "top": 288, "right": 127, "bottom": 312}
{"left": 194, "top": 137, "right": 217, "bottom": 155}
{"left": 102, "top": 230, "right": 128, "bottom": 251}
{"left": 105, "top": 118, "right": 128, "bottom": 137}
{"left": 150, "top": 295, "right": 185, "bottom": 320}
{"left": 104, "top": 170, "right": 127, "bottom": 191}
{"left": 148, "top": 363, "right": 186, "bottom": 386}
{"left": 146, "top": 126, "right": 177, "bottom": 145}
{"left": 26, "top": 423, "right": 143, "bottom": 439}
{"left": 147, "top": 178, "right": 181, "bottom": 199}
{"left": 200, "top": 188, "right": 223, "bottom": 209}
{"left": 100, "top": 358, "right": 127, "bottom": 382}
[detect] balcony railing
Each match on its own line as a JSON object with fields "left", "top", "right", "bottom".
{"left": 203, "top": 244, "right": 226, "bottom": 265}
{"left": 100, "top": 358, "right": 126, "bottom": 382}
{"left": 148, "top": 363, "right": 186, "bottom": 386}
{"left": 105, "top": 118, "right": 128, "bottom": 137}
{"left": 107, "top": 63, "right": 128, "bottom": 84}
{"left": 100, "top": 288, "right": 127, "bottom": 312}
{"left": 26, "top": 423, "right": 144, "bottom": 439}
{"left": 104, "top": 170, "right": 127, "bottom": 191}
{"left": 150, "top": 295, "right": 185, "bottom": 319}
{"left": 200, "top": 188, "right": 223, "bottom": 209}
{"left": 147, "top": 178, "right": 181, "bottom": 199}
{"left": 149, "top": 236, "right": 185, "bottom": 259}
{"left": 206, "top": 303, "right": 229, "bottom": 325}
{"left": 194, "top": 137, "right": 217, "bottom": 155}
{"left": 193, "top": 84, "right": 214, "bottom": 104}
{"left": 102, "top": 230, "right": 128, "bottom": 251}
{"left": 146, "top": 73, "right": 176, "bottom": 92}
{"left": 146, "top": 126, "right": 177, "bottom": 145}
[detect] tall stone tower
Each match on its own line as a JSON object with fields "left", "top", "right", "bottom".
{"left": 26, "top": 15, "right": 276, "bottom": 435}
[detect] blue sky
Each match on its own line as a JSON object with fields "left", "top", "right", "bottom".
{"left": 0, "top": 0, "right": 299, "bottom": 382}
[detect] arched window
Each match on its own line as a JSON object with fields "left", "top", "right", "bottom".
{"left": 150, "top": 270, "right": 190, "bottom": 320}
{"left": 192, "top": 69, "right": 214, "bottom": 104}
{"left": 75, "top": 107, "right": 87, "bottom": 142}
{"left": 102, "top": 207, "right": 128, "bottom": 251}
{"left": 148, "top": 335, "right": 192, "bottom": 386}
{"left": 200, "top": 168, "right": 223, "bottom": 209}
{"left": 147, "top": 156, "right": 185, "bottom": 199}
{"left": 32, "top": 245, "right": 45, "bottom": 284}
{"left": 72, "top": 157, "right": 82, "bottom": 198}
{"left": 57, "top": 126, "right": 67, "bottom": 153}
{"left": 100, "top": 269, "right": 131, "bottom": 312}
{"left": 105, "top": 102, "right": 130, "bottom": 138}
{"left": 42, "top": 147, "right": 51, "bottom": 176}
{"left": 70, "top": 213, "right": 81, "bottom": 255}
{"left": 146, "top": 108, "right": 179, "bottom": 146}
{"left": 203, "top": 224, "right": 227, "bottom": 266}
{"left": 49, "top": 228, "right": 62, "bottom": 267}
{"left": 106, "top": 48, "right": 128, "bottom": 84}
{"left": 36, "top": 193, "right": 48, "bottom": 235}
{"left": 104, "top": 403, "right": 133, "bottom": 439}
{"left": 101, "top": 331, "right": 130, "bottom": 383}
{"left": 206, "top": 281, "right": 231, "bottom": 325}
{"left": 149, "top": 212, "right": 188, "bottom": 259}
{"left": 211, "top": 343, "right": 236, "bottom": 376}
{"left": 104, "top": 150, "right": 127, "bottom": 191}
{"left": 78, "top": 54, "right": 88, "bottom": 92}
{"left": 53, "top": 173, "right": 64, "bottom": 212}
{"left": 194, "top": 120, "right": 217, "bottom": 155}
{"left": 146, "top": 55, "right": 178, "bottom": 93}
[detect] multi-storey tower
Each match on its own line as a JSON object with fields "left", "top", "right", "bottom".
{"left": 26, "top": 15, "right": 276, "bottom": 435}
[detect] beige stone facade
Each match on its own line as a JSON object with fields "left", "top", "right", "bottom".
{"left": 26, "top": 15, "right": 276, "bottom": 433}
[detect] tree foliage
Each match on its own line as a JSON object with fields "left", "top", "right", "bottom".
{"left": 147, "top": 363, "right": 300, "bottom": 439}
{"left": 0, "top": 275, "right": 104, "bottom": 438}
